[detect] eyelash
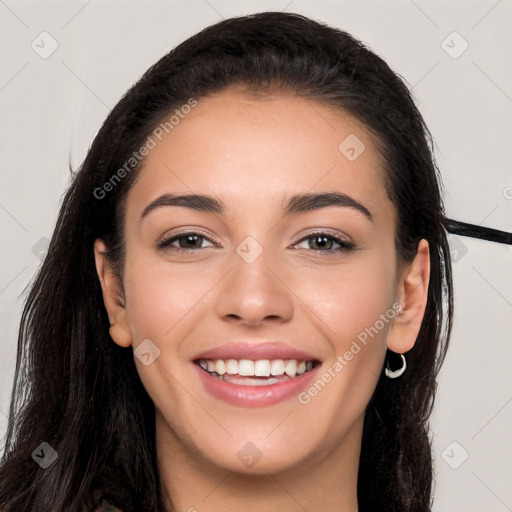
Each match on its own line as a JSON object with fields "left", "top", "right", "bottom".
{"left": 156, "top": 230, "right": 355, "bottom": 254}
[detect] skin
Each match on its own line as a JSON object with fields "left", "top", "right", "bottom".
{"left": 95, "top": 86, "right": 430, "bottom": 512}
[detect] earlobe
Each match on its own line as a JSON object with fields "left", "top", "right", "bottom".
{"left": 94, "top": 239, "right": 133, "bottom": 348}
{"left": 387, "top": 239, "right": 430, "bottom": 354}
{"left": 108, "top": 322, "right": 133, "bottom": 348}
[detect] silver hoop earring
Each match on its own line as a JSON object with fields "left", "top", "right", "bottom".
{"left": 385, "top": 354, "right": 406, "bottom": 379}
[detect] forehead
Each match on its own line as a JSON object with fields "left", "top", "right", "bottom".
{"left": 125, "top": 87, "right": 392, "bottom": 224}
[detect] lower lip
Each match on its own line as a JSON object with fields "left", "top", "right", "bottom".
{"left": 193, "top": 362, "right": 320, "bottom": 408}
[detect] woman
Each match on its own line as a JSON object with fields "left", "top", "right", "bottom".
{"left": 0, "top": 11, "right": 454, "bottom": 512}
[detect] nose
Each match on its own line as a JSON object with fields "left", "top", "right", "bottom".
{"left": 214, "top": 244, "right": 294, "bottom": 327}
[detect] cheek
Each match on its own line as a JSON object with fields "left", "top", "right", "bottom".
{"left": 289, "top": 249, "right": 396, "bottom": 413}
{"left": 294, "top": 257, "right": 396, "bottom": 418}
{"left": 122, "top": 254, "right": 217, "bottom": 344}
{"left": 295, "top": 250, "right": 397, "bottom": 351}
{"left": 120, "top": 257, "right": 217, "bottom": 410}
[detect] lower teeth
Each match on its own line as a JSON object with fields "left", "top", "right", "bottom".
{"left": 203, "top": 368, "right": 310, "bottom": 386}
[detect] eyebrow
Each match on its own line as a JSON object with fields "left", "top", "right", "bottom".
{"left": 139, "top": 191, "right": 373, "bottom": 223}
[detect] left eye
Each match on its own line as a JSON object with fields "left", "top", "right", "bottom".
{"left": 293, "top": 232, "right": 354, "bottom": 253}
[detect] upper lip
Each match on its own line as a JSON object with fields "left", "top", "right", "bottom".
{"left": 193, "top": 342, "right": 323, "bottom": 362}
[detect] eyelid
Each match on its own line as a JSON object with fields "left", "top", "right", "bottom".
{"left": 291, "top": 228, "right": 352, "bottom": 245}
{"left": 158, "top": 227, "right": 218, "bottom": 243}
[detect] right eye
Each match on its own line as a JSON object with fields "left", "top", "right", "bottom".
{"left": 156, "top": 232, "right": 218, "bottom": 253}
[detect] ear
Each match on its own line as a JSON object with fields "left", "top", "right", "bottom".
{"left": 387, "top": 239, "right": 430, "bottom": 353}
{"left": 94, "top": 239, "right": 133, "bottom": 348}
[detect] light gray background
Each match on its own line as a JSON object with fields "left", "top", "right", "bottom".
{"left": 1, "top": 0, "right": 511, "bottom": 510}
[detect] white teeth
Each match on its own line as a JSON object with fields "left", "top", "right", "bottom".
{"left": 226, "top": 359, "right": 238, "bottom": 375}
{"left": 254, "top": 359, "right": 271, "bottom": 377}
{"left": 215, "top": 359, "right": 226, "bottom": 375}
{"left": 221, "top": 375, "right": 282, "bottom": 386}
{"left": 197, "top": 358, "right": 316, "bottom": 378}
{"left": 270, "top": 359, "right": 285, "bottom": 376}
{"left": 238, "top": 359, "right": 254, "bottom": 376}
{"left": 284, "top": 359, "right": 297, "bottom": 377}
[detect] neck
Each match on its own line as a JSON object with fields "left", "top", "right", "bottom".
{"left": 156, "top": 410, "right": 362, "bottom": 512}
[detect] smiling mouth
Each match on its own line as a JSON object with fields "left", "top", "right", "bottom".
{"left": 194, "top": 358, "right": 321, "bottom": 386}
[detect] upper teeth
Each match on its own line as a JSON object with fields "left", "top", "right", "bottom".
{"left": 198, "top": 358, "right": 314, "bottom": 377}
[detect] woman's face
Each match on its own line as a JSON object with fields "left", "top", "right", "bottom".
{"left": 95, "top": 86, "right": 428, "bottom": 475}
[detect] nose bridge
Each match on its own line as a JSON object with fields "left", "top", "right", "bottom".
{"left": 214, "top": 234, "right": 294, "bottom": 324}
